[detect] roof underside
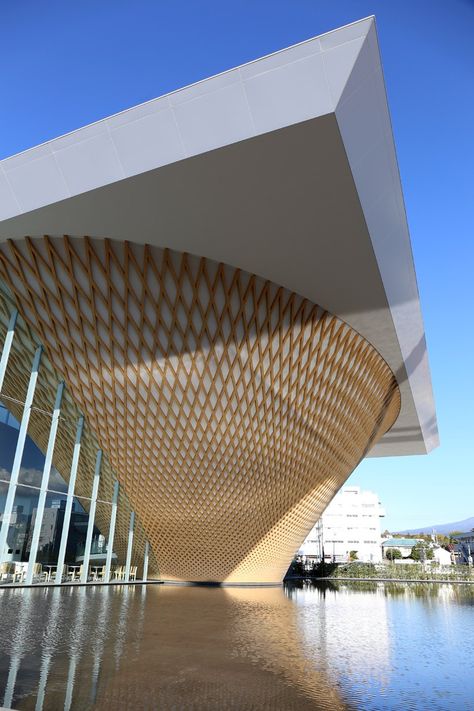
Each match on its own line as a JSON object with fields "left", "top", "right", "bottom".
{"left": 0, "top": 17, "right": 438, "bottom": 456}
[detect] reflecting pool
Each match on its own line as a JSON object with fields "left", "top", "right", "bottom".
{"left": 0, "top": 582, "right": 473, "bottom": 710}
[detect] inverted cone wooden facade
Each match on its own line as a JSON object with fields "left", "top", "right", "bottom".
{"left": 0, "top": 236, "right": 400, "bottom": 582}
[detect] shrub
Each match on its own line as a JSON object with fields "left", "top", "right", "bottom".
{"left": 411, "top": 541, "right": 434, "bottom": 561}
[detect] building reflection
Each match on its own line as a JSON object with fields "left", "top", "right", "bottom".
{"left": 225, "top": 586, "right": 350, "bottom": 709}
{"left": 35, "top": 587, "right": 63, "bottom": 711}
{"left": 289, "top": 583, "right": 391, "bottom": 695}
{"left": 1, "top": 583, "right": 474, "bottom": 710}
{"left": 2, "top": 589, "right": 35, "bottom": 709}
{"left": 0, "top": 585, "right": 349, "bottom": 710}
{"left": 0, "top": 585, "right": 145, "bottom": 709}
{"left": 89, "top": 582, "right": 112, "bottom": 707}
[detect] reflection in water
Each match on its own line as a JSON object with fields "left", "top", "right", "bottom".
{"left": 113, "top": 586, "right": 133, "bottom": 671}
{"left": 294, "top": 584, "right": 392, "bottom": 694}
{"left": 64, "top": 588, "right": 86, "bottom": 711}
{"left": 88, "top": 583, "right": 111, "bottom": 706}
{"left": 90, "top": 586, "right": 346, "bottom": 710}
{"left": 0, "top": 582, "right": 473, "bottom": 709}
{"left": 226, "top": 587, "right": 348, "bottom": 709}
{"left": 3, "top": 590, "right": 34, "bottom": 708}
{"left": 35, "top": 587, "right": 63, "bottom": 711}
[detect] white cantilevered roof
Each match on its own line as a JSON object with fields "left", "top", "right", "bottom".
{"left": 0, "top": 16, "right": 438, "bottom": 456}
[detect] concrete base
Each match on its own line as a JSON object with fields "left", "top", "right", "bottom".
{"left": 160, "top": 579, "right": 283, "bottom": 587}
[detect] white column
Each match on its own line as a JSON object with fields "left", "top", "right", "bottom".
{"left": 104, "top": 480, "right": 119, "bottom": 583}
{"left": 142, "top": 541, "right": 150, "bottom": 582}
{"left": 80, "top": 450, "right": 102, "bottom": 584}
{"left": 0, "top": 308, "right": 18, "bottom": 392}
{"left": 124, "top": 511, "right": 135, "bottom": 582}
{"left": 0, "top": 345, "right": 42, "bottom": 564}
{"left": 55, "top": 416, "right": 84, "bottom": 584}
{"left": 25, "top": 382, "right": 64, "bottom": 585}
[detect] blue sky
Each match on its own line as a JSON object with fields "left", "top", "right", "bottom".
{"left": 1, "top": 1, "right": 472, "bottom": 530}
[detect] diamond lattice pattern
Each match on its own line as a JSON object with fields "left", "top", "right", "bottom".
{"left": 0, "top": 237, "right": 400, "bottom": 582}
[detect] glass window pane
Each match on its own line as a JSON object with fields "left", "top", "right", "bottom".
{"left": 18, "top": 424, "right": 48, "bottom": 488}
{"left": 34, "top": 491, "right": 68, "bottom": 565}
{"left": 0, "top": 404, "right": 20, "bottom": 430}
{"left": 0, "top": 333, "right": 31, "bottom": 412}
{"left": 0, "top": 405, "right": 19, "bottom": 486}
{"left": 5, "top": 484, "right": 40, "bottom": 562}
{"left": 64, "top": 497, "right": 89, "bottom": 565}
{"left": 47, "top": 465, "right": 68, "bottom": 494}
{"left": 67, "top": 494, "right": 110, "bottom": 564}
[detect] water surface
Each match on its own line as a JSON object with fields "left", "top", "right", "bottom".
{"left": 0, "top": 582, "right": 473, "bottom": 710}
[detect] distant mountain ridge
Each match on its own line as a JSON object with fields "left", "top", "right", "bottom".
{"left": 397, "top": 517, "right": 474, "bottom": 535}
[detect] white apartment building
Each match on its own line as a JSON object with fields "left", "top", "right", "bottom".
{"left": 299, "top": 486, "right": 385, "bottom": 564}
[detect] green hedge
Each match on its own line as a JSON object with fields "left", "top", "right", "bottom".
{"left": 326, "top": 563, "right": 474, "bottom": 581}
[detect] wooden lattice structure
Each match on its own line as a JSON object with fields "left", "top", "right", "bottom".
{"left": 0, "top": 237, "right": 400, "bottom": 582}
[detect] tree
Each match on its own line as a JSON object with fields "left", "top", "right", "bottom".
{"left": 411, "top": 541, "right": 434, "bottom": 561}
{"left": 385, "top": 548, "right": 402, "bottom": 561}
{"left": 435, "top": 533, "right": 451, "bottom": 547}
{"left": 349, "top": 550, "right": 358, "bottom": 561}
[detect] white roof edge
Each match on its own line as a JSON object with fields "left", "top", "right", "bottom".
{"left": 0, "top": 16, "right": 375, "bottom": 224}
{"left": 0, "top": 16, "right": 375, "bottom": 167}
{"left": 335, "top": 20, "right": 438, "bottom": 453}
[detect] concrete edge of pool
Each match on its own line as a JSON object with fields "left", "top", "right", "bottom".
{"left": 0, "top": 579, "right": 285, "bottom": 590}
{"left": 3, "top": 577, "right": 474, "bottom": 590}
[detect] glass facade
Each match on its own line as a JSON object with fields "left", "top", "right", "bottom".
{"left": 0, "top": 290, "right": 153, "bottom": 585}
{"left": 1, "top": 406, "right": 107, "bottom": 570}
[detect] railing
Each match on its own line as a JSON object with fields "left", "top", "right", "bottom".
{"left": 0, "top": 561, "right": 142, "bottom": 585}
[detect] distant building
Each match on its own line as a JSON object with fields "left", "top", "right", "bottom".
{"left": 433, "top": 547, "right": 452, "bottom": 566}
{"left": 451, "top": 532, "right": 474, "bottom": 565}
{"left": 299, "top": 486, "right": 385, "bottom": 564}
